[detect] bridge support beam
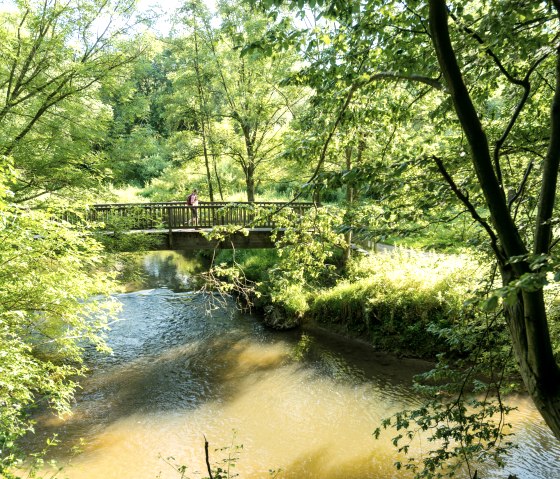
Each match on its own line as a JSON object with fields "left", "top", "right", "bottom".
{"left": 113, "top": 229, "right": 280, "bottom": 252}
{"left": 168, "top": 229, "right": 276, "bottom": 250}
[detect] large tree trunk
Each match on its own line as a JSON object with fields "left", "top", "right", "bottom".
{"left": 502, "top": 278, "right": 560, "bottom": 437}
{"left": 429, "top": 0, "right": 560, "bottom": 439}
{"left": 245, "top": 164, "right": 256, "bottom": 203}
{"left": 242, "top": 125, "right": 257, "bottom": 202}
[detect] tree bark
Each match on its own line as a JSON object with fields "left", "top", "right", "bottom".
{"left": 193, "top": 27, "right": 214, "bottom": 202}
{"left": 242, "top": 124, "right": 256, "bottom": 202}
{"left": 429, "top": 0, "right": 560, "bottom": 439}
{"left": 245, "top": 164, "right": 256, "bottom": 203}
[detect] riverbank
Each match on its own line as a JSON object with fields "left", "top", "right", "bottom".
{"left": 204, "top": 247, "right": 560, "bottom": 478}
{"left": 210, "top": 247, "right": 483, "bottom": 360}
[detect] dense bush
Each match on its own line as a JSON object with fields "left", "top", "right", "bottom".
{"left": 308, "top": 250, "right": 482, "bottom": 357}
{"left": 213, "top": 248, "right": 279, "bottom": 284}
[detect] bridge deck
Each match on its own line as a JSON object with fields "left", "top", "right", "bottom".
{"left": 80, "top": 201, "right": 315, "bottom": 250}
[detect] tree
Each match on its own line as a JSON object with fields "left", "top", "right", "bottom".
{"left": 255, "top": 0, "right": 560, "bottom": 443}
{"left": 168, "top": 0, "right": 304, "bottom": 202}
{"left": 0, "top": 0, "right": 146, "bottom": 203}
{"left": 166, "top": 0, "right": 223, "bottom": 201}
{"left": 218, "top": 1, "right": 304, "bottom": 202}
{"left": 429, "top": 0, "right": 560, "bottom": 439}
{"left": 0, "top": 161, "right": 117, "bottom": 474}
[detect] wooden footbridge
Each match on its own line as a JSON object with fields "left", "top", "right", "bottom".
{"left": 82, "top": 201, "right": 316, "bottom": 251}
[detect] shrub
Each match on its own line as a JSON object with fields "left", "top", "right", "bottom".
{"left": 214, "top": 249, "right": 279, "bottom": 284}
{"left": 308, "top": 250, "right": 481, "bottom": 356}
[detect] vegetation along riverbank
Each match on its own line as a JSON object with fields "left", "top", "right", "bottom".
{"left": 208, "top": 235, "right": 560, "bottom": 477}
{"left": 2, "top": 0, "right": 560, "bottom": 477}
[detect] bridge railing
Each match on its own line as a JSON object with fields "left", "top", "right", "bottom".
{"left": 82, "top": 201, "right": 316, "bottom": 230}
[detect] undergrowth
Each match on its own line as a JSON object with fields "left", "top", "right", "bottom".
{"left": 308, "top": 250, "right": 484, "bottom": 357}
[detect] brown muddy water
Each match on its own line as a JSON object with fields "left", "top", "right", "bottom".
{"left": 26, "top": 252, "right": 560, "bottom": 479}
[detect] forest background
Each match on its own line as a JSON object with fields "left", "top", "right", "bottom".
{"left": 2, "top": 0, "right": 560, "bottom": 478}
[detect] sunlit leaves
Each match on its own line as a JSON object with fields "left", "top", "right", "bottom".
{"left": 0, "top": 170, "right": 118, "bottom": 472}
{"left": 0, "top": 0, "right": 146, "bottom": 202}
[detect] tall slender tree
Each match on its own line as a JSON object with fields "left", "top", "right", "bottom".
{"left": 168, "top": 1, "right": 222, "bottom": 200}
{"left": 169, "top": 0, "right": 304, "bottom": 202}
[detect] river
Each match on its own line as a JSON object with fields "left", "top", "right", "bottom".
{"left": 28, "top": 251, "right": 560, "bottom": 479}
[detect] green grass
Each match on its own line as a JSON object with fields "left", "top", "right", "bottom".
{"left": 308, "top": 250, "right": 482, "bottom": 356}
{"left": 382, "top": 214, "right": 487, "bottom": 254}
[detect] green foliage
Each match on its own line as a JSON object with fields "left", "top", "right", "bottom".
{"left": 0, "top": 172, "right": 118, "bottom": 474}
{"left": 264, "top": 206, "right": 345, "bottom": 318}
{"left": 91, "top": 206, "right": 165, "bottom": 253}
{"left": 160, "top": 0, "right": 306, "bottom": 202}
{"left": 3, "top": 0, "right": 560, "bottom": 474}
{"left": 373, "top": 291, "right": 520, "bottom": 479}
{"left": 140, "top": 153, "right": 258, "bottom": 203}
{"left": 374, "top": 398, "right": 515, "bottom": 479}
{"left": 249, "top": 0, "right": 560, "bottom": 464}
{"left": 0, "top": 161, "right": 130, "bottom": 475}
{"left": 309, "top": 251, "right": 479, "bottom": 356}
{"left": 382, "top": 216, "right": 486, "bottom": 254}
{"left": 0, "top": 0, "right": 145, "bottom": 469}
{"left": 214, "top": 248, "right": 279, "bottom": 284}
{"left": 0, "top": 0, "right": 146, "bottom": 203}
{"left": 201, "top": 206, "right": 344, "bottom": 322}
{"left": 109, "top": 126, "right": 170, "bottom": 187}
{"left": 271, "top": 206, "right": 345, "bottom": 283}
{"left": 547, "top": 289, "right": 560, "bottom": 361}
{"left": 307, "top": 249, "right": 522, "bottom": 478}
{"left": 103, "top": 49, "right": 173, "bottom": 187}
{"left": 272, "top": 283, "right": 309, "bottom": 319}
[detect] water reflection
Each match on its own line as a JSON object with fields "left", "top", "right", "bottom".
{"left": 27, "top": 252, "right": 560, "bottom": 479}
{"left": 125, "top": 251, "right": 208, "bottom": 292}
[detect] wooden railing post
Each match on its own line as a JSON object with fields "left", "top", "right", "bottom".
{"left": 167, "top": 206, "right": 173, "bottom": 248}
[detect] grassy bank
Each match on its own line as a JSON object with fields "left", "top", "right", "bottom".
{"left": 308, "top": 251, "right": 481, "bottom": 357}
{"left": 213, "top": 247, "right": 483, "bottom": 358}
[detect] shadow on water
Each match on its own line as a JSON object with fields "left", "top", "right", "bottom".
{"left": 28, "top": 284, "right": 425, "bottom": 465}
{"left": 23, "top": 251, "right": 560, "bottom": 479}
{"left": 29, "top": 302, "right": 284, "bottom": 453}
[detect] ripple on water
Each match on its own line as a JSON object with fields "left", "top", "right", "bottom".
{"left": 24, "top": 253, "right": 560, "bottom": 479}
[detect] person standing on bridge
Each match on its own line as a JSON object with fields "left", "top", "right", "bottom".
{"left": 187, "top": 189, "right": 199, "bottom": 226}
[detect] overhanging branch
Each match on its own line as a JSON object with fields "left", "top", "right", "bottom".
{"left": 432, "top": 155, "right": 501, "bottom": 259}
